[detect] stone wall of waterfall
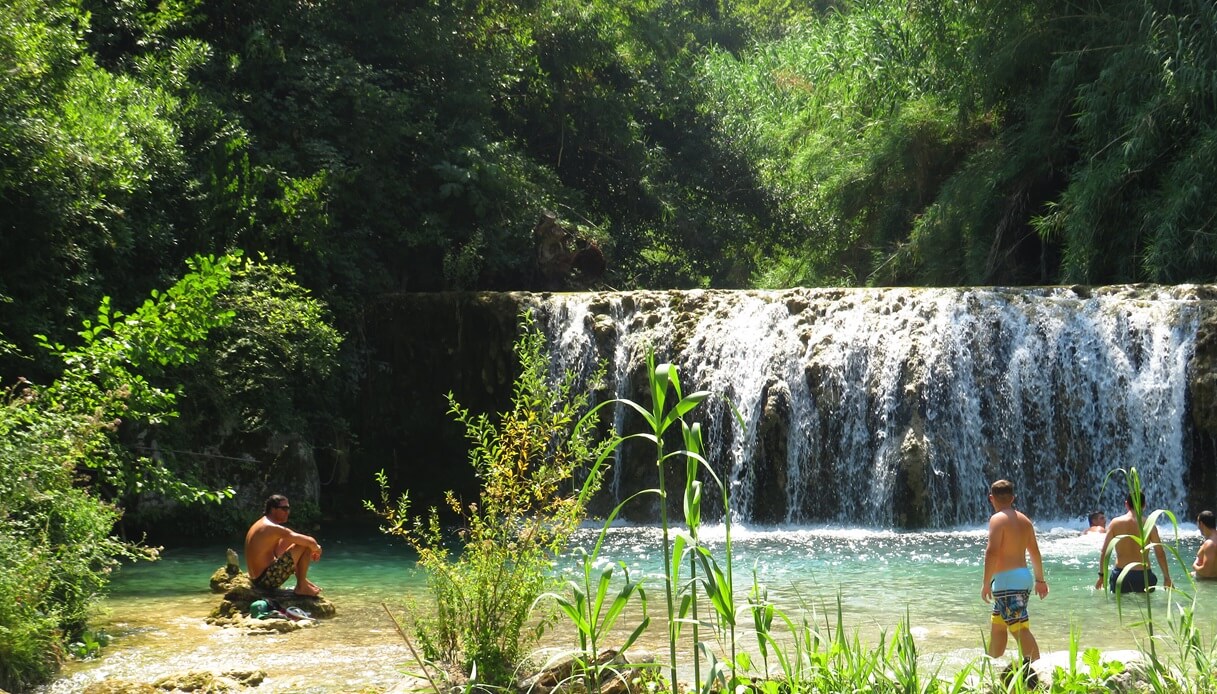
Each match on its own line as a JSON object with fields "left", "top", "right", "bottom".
{"left": 526, "top": 286, "right": 1216, "bottom": 528}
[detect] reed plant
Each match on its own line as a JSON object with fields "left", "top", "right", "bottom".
{"left": 537, "top": 348, "right": 747, "bottom": 693}
{"left": 624, "top": 350, "right": 711, "bottom": 690}
{"left": 1097, "top": 467, "right": 1188, "bottom": 662}
{"left": 534, "top": 491, "right": 653, "bottom": 694}
{"left": 538, "top": 350, "right": 995, "bottom": 693}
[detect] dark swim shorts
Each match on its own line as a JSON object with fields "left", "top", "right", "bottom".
{"left": 1108, "top": 566, "right": 1157, "bottom": 593}
{"left": 252, "top": 551, "right": 295, "bottom": 591}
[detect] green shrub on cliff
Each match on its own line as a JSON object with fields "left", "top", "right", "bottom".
{"left": 368, "top": 311, "right": 616, "bottom": 686}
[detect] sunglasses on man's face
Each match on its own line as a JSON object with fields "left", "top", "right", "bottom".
{"left": 276, "top": 505, "right": 291, "bottom": 510}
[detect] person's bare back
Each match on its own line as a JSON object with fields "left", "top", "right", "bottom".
{"left": 986, "top": 508, "right": 1039, "bottom": 574}
{"left": 1103, "top": 513, "right": 1147, "bottom": 568}
{"left": 981, "top": 479, "right": 1047, "bottom": 667}
{"left": 245, "top": 516, "right": 287, "bottom": 579}
{"left": 1095, "top": 492, "right": 1172, "bottom": 592}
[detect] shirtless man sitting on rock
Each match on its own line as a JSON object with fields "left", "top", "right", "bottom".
{"left": 245, "top": 494, "right": 323, "bottom": 596}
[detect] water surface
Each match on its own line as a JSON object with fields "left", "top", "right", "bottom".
{"left": 40, "top": 523, "right": 1216, "bottom": 692}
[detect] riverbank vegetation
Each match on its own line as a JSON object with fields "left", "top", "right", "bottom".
{"left": 368, "top": 313, "right": 616, "bottom": 684}
{"left": 0, "top": 253, "right": 340, "bottom": 691}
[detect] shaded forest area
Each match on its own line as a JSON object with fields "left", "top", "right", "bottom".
{"left": 4, "top": 0, "right": 1217, "bottom": 526}
{"left": 8, "top": 0, "right": 1217, "bottom": 363}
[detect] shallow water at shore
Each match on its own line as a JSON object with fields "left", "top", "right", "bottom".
{"left": 38, "top": 523, "right": 1217, "bottom": 693}
{"left": 38, "top": 533, "right": 425, "bottom": 693}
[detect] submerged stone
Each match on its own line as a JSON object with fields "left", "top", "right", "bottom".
{"left": 81, "top": 682, "right": 157, "bottom": 694}
{"left": 153, "top": 669, "right": 266, "bottom": 691}
{"left": 82, "top": 670, "right": 267, "bottom": 693}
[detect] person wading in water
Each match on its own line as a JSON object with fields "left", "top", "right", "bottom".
{"left": 981, "top": 479, "right": 1049, "bottom": 686}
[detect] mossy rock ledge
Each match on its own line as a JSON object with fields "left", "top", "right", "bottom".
{"left": 208, "top": 549, "right": 336, "bottom": 622}
{"left": 82, "top": 670, "right": 266, "bottom": 693}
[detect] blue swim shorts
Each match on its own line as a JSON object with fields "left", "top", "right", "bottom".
{"left": 991, "top": 567, "right": 1032, "bottom": 632}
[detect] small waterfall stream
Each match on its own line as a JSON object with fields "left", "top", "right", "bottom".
{"left": 531, "top": 286, "right": 1204, "bottom": 528}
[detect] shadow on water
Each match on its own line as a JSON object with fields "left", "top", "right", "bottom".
{"left": 37, "top": 523, "right": 1217, "bottom": 693}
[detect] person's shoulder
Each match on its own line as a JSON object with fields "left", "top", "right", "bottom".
{"left": 251, "top": 516, "right": 286, "bottom": 533}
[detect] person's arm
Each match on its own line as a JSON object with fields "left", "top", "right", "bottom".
{"left": 1149, "top": 527, "right": 1172, "bottom": 587}
{"left": 1028, "top": 526, "right": 1048, "bottom": 599}
{"left": 1194, "top": 541, "right": 1209, "bottom": 573}
{"left": 982, "top": 517, "right": 999, "bottom": 602}
{"left": 1095, "top": 525, "right": 1116, "bottom": 589}
{"left": 286, "top": 529, "right": 322, "bottom": 558}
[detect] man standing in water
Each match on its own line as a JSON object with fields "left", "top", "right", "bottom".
{"left": 1192, "top": 510, "right": 1217, "bottom": 579}
{"left": 245, "top": 494, "right": 323, "bottom": 596}
{"left": 1093, "top": 492, "right": 1173, "bottom": 593}
{"left": 981, "top": 479, "right": 1049, "bottom": 675}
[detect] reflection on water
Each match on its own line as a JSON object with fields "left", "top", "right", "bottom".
{"left": 39, "top": 524, "right": 1215, "bottom": 692}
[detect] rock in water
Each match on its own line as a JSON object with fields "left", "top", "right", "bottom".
{"left": 210, "top": 555, "right": 337, "bottom": 620}
{"left": 81, "top": 681, "right": 158, "bottom": 693}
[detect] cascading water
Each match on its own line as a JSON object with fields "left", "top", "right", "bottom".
{"left": 530, "top": 286, "right": 1204, "bottom": 528}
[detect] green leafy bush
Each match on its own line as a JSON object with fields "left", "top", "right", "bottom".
{"left": 369, "top": 311, "right": 614, "bottom": 685}
{"left": 0, "top": 361, "right": 152, "bottom": 691}
{"left": 0, "top": 252, "right": 318, "bottom": 690}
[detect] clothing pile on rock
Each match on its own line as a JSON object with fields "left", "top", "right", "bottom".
{"left": 248, "top": 599, "right": 312, "bottom": 623}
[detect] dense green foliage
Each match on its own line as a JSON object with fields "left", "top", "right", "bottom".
{"left": 6, "top": 0, "right": 1216, "bottom": 386}
{"left": 0, "top": 255, "right": 234, "bottom": 690}
{"left": 0, "top": 253, "right": 340, "bottom": 690}
{"left": 703, "top": 0, "right": 1217, "bottom": 286}
{"left": 0, "top": 391, "right": 135, "bottom": 690}
{"left": 368, "top": 312, "right": 614, "bottom": 685}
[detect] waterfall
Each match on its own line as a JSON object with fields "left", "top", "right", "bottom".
{"left": 529, "top": 286, "right": 1203, "bottom": 528}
